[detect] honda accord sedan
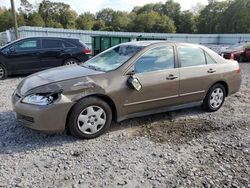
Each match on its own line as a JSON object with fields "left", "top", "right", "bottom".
{"left": 12, "top": 41, "right": 241, "bottom": 139}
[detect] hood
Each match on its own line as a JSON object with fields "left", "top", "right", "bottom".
{"left": 17, "top": 65, "right": 103, "bottom": 95}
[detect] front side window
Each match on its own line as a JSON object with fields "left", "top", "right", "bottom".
{"left": 13, "top": 39, "right": 39, "bottom": 51}
{"left": 134, "top": 46, "right": 175, "bottom": 73}
{"left": 42, "top": 39, "right": 63, "bottom": 49}
{"left": 82, "top": 45, "right": 144, "bottom": 72}
{"left": 178, "top": 46, "right": 206, "bottom": 67}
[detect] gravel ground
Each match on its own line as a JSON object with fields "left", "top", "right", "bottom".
{"left": 0, "top": 63, "right": 249, "bottom": 188}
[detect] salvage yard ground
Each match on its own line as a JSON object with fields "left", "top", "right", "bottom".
{"left": 0, "top": 63, "right": 249, "bottom": 187}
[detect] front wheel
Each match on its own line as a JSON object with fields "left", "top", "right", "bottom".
{"left": 202, "top": 84, "right": 226, "bottom": 112}
{"left": 67, "top": 97, "right": 112, "bottom": 139}
{"left": 0, "top": 64, "right": 7, "bottom": 80}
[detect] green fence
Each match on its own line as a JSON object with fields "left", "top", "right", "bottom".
{"left": 92, "top": 36, "right": 131, "bottom": 56}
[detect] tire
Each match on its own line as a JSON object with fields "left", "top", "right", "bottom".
{"left": 202, "top": 83, "right": 226, "bottom": 112}
{"left": 0, "top": 64, "right": 7, "bottom": 80}
{"left": 239, "top": 56, "right": 244, "bottom": 63}
{"left": 67, "top": 97, "right": 112, "bottom": 139}
{"left": 63, "top": 58, "right": 79, "bottom": 66}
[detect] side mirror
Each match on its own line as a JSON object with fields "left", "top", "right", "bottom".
{"left": 127, "top": 76, "right": 142, "bottom": 91}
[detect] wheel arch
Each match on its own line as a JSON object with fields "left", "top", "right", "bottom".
{"left": 209, "top": 81, "right": 229, "bottom": 97}
{"left": 66, "top": 94, "right": 118, "bottom": 129}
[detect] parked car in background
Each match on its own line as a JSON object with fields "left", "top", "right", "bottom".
{"left": 220, "top": 43, "right": 250, "bottom": 62}
{"left": 12, "top": 41, "right": 241, "bottom": 139}
{"left": 0, "top": 37, "right": 92, "bottom": 80}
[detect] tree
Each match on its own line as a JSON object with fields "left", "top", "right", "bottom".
{"left": 60, "top": 9, "right": 77, "bottom": 29}
{"left": 178, "top": 11, "right": 196, "bottom": 33}
{"left": 111, "top": 11, "right": 130, "bottom": 31}
{"left": 18, "top": 0, "right": 33, "bottom": 15}
{"left": 197, "top": 1, "right": 229, "bottom": 33}
{"left": 0, "top": 8, "right": 13, "bottom": 31}
{"left": 161, "top": 0, "right": 181, "bottom": 32}
{"left": 190, "top": 2, "right": 205, "bottom": 16}
{"left": 130, "top": 11, "right": 176, "bottom": 33}
{"left": 92, "top": 20, "right": 105, "bottom": 31}
{"left": 96, "top": 8, "right": 115, "bottom": 26}
{"left": 76, "top": 12, "right": 95, "bottom": 30}
{"left": 131, "top": 0, "right": 181, "bottom": 32}
{"left": 38, "top": 0, "right": 77, "bottom": 29}
{"left": 220, "top": 0, "right": 250, "bottom": 33}
{"left": 28, "top": 12, "right": 45, "bottom": 27}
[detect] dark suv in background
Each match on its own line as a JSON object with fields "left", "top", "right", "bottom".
{"left": 0, "top": 37, "right": 92, "bottom": 79}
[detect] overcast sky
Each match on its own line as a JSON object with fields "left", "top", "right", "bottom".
{"left": 1, "top": 0, "right": 209, "bottom": 13}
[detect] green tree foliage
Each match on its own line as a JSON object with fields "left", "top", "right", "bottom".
{"left": 0, "top": 0, "right": 250, "bottom": 33}
{"left": 0, "top": 8, "right": 13, "bottom": 31}
{"left": 197, "top": 1, "right": 230, "bottom": 33}
{"left": 38, "top": 0, "right": 77, "bottom": 28}
{"left": 28, "top": 12, "right": 45, "bottom": 27}
{"left": 220, "top": 0, "right": 250, "bottom": 33}
{"left": 178, "top": 11, "right": 196, "bottom": 33}
{"left": 76, "top": 12, "right": 95, "bottom": 30}
{"left": 130, "top": 11, "right": 176, "bottom": 33}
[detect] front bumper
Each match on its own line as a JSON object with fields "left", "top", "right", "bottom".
{"left": 12, "top": 92, "right": 74, "bottom": 133}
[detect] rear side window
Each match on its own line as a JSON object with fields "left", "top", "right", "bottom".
{"left": 42, "top": 39, "right": 63, "bottom": 49}
{"left": 135, "top": 46, "right": 175, "bottom": 73}
{"left": 178, "top": 46, "right": 206, "bottom": 67}
{"left": 205, "top": 53, "right": 216, "bottom": 64}
{"left": 63, "top": 41, "right": 76, "bottom": 48}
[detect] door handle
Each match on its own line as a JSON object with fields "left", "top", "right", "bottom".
{"left": 207, "top": 68, "right": 216, "bottom": 73}
{"left": 166, "top": 74, "right": 178, "bottom": 80}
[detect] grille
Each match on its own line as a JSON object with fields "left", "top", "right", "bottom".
{"left": 17, "top": 114, "right": 34, "bottom": 124}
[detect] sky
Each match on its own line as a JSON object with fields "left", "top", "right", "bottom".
{"left": 1, "top": 0, "right": 209, "bottom": 13}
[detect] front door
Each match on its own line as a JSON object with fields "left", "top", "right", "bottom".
{"left": 4, "top": 38, "right": 41, "bottom": 74}
{"left": 121, "top": 45, "right": 180, "bottom": 116}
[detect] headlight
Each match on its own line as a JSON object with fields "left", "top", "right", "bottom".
{"left": 22, "top": 94, "right": 57, "bottom": 106}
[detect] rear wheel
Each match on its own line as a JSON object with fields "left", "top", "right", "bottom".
{"left": 0, "top": 64, "right": 7, "bottom": 80}
{"left": 63, "top": 58, "right": 79, "bottom": 66}
{"left": 67, "top": 97, "right": 112, "bottom": 139}
{"left": 202, "top": 83, "right": 226, "bottom": 112}
{"left": 239, "top": 56, "right": 244, "bottom": 62}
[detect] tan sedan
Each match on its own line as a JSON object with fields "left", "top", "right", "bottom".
{"left": 12, "top": 41, "right": 241, "bottom": 139}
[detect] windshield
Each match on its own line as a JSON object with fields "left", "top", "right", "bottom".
{"left": 82, "top": 44, "right": 144, "bottom": 72}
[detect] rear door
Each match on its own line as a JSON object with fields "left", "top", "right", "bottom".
{"left": 121, "top": 45, "right": 180, "bottom": 115}
{"left": 40, "top": 38, "right": 65, "bottom": 69}
{"left": 3, "top": 38, "right": 41, "bottom": 74}
{"left": 177, "top": 45, "right": 218, "bottom": 104}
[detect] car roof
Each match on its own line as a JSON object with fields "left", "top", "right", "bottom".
{"left": 121, "top": 40, "right": 202, "bottom": 47}
{"left": 0, "top": 37, "right": 80, "bottom": 49}
{"left": 18, "top": 36, "right": 79, "bottom": 40}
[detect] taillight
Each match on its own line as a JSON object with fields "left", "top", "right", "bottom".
{"left": 236, "top": 67, "right": 241, "bottom": 74}
{"left": 230, "top": 53, "right": 235, "bottom": 59}
{"left": 83, "top": 48, "right": 92, "bottom": 55}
